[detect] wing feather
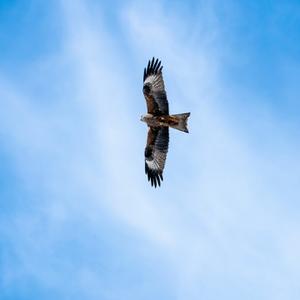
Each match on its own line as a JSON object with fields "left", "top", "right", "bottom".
{"left": 143, "top": 58, "right": 169, "bottom": 115}
{"left": 144, "top": 126, "right": 169, "bottom": 187}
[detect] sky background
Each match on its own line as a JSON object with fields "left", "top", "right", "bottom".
{"left": 1, "top": 0, "right": 300, "bottom": 299}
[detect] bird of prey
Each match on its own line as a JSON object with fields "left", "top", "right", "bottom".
{"left": 141, "top": 57, "right": 190, "bottom": 187}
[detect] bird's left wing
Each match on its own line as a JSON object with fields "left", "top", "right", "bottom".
{"left": 144, "top": 126, "right": 169, "bottom": 187}
{"left": 143, "top": 58, "right": 169, "bottom": 115}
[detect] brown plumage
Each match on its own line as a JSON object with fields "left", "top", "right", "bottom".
{"left": 141, "top": 58, "right": 190, "bottom": 187}
{"left": 144, "top": 127, "right": 169, "bottom": 188}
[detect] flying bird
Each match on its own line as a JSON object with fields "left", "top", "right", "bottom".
{"left": 141, "top": 57, "right": 190, "bottom": 187}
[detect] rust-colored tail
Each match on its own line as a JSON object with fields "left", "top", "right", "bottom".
{"left": 169, "top": 112, "right": 190, "bottom": 133}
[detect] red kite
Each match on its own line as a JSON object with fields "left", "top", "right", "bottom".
{"left": 141, "top": 58, "right": 190, "bottom": 187}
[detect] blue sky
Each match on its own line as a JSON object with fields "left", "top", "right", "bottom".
{"left": 1, "top": 0, "right": 300, "bottom": 299}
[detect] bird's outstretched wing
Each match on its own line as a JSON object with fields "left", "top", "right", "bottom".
{"left": 145, "top": 126, "right": 169, "bottom": 187}
{"left": 143, "top": 58, "right": 169, "bottom": 116}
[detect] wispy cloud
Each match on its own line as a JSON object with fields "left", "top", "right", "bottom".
{"left": 123, "top": 1, "right": 300, "bottom": 298}
{"left": 0, "top": 0, "right": 300, "bottom": 299}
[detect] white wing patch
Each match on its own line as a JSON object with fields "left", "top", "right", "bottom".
{"left": 144, "top": 74, "right": 165, "bottom": 92}
{"left": 144, "top": 75, "right": 156, "bottom": 85}
{"left": 143, "top": 58, "right": 169, "bottom": 115}
{"left": 146, "top": 159, "right": 160, "bottom": 171}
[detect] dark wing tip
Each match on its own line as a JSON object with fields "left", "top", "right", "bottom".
{"left": 145, "top": 163, "right": 163, "bottom": 188}
{"left": 143, "top": 57, "right": 163, "bottom": 82}
{"left": 151, "top": 57, "right": 155, "bottom": 67}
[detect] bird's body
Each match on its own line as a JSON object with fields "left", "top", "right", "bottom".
{"left": 141, "top": 113, "right": 190, "bottom": 133}
{"left": 141, "top": 58, "right": 190, "bottom": 187}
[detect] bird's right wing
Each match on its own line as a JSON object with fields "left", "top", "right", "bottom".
{"left": 143, "top": 58, "right": 169, "bottom": 115}
{"left": 144, "top": 126, "right": 169, "bottom": 187}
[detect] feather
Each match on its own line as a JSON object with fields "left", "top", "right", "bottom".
{"left": 143, "top": 58, "right": 169, "bottom": 115}
{"left": 144, "top": 127, "right": 169, "bottom": 187}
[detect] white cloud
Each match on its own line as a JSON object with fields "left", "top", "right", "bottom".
{"left": 122, "top": 1, "right": 300, "bottom": 298}
{"left": 1, "top": 0, "right": 300, "bottom": 299}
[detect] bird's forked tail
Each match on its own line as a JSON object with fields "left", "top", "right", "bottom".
{"left": 169, "top": 112, "right": 190, "bottom": 133}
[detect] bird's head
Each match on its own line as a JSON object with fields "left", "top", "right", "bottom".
{"left": 140, "top": 113, "right": 153, "bottom": 123}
